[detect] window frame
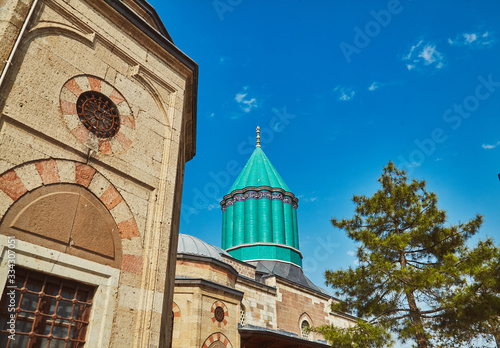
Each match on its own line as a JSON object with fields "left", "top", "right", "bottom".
{"left": 0, "top": 235, "right": 120, "bottom": 347}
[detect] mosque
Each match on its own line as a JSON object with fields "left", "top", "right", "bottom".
{"left": 171, "top": 129, "right": 356, "bottom": 347}
{"left": 0, "top": 0, "right": 354, "bottom": 346}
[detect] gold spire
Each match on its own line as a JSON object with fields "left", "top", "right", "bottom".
{"left": 256, "top": 126, "right": 261, "bottom": 147}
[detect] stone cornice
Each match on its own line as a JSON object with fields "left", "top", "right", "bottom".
{"left": 175, "top": 277, "right": 244, "bottom": 299}
{"left": 220, "top": 186, "right": 298, "bottom": 211}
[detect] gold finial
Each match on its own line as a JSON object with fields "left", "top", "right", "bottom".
{"left": 256, "top": 126, "right": 261, "bottom": 147}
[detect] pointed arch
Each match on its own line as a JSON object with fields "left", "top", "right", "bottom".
{"left": 201, "top": 332, "right": 233, "bottom": 348}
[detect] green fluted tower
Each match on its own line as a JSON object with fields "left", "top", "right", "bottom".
{"left": 220, "top": 127, "right": 302, "bottom": 266}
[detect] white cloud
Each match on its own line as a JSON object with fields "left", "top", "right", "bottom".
{"left": 368, "top": 81, "right": 398, "bottom": 91}
{"left": 209, "top": 112, "right": 215, "bottom": 118}
{"left": 207, "top": 203, "right": 218, "bottom": 211}
{"left": 347, "top": 250, "right": 356, "bottom": 257}
{"left": 408, "top": 161, "right": 421, "bottom": 168}
{"left": 333, "top": 86, "right": 355, "bottom": 101}
{"left": 448, "top": 31, "right": 495, "bottom": 47}
{"left": 218, "top": 56, "right": 231, "bottom": 64}
{"left": 368, "top": 82, "right": 380, "bottom": 91}
{"left": 482, "top": 141, "right": 500, "bottom": 150}
{"left": 302, "top": 197, "right": 318, "bottom": 203}
{"left": 234, "top": 87, "right": 258, "bottom": 113}
{"left": 235, "top": 92, "right": 247, "bottom": 103}
{"left": 403, "top": 40, "right": 444, "bottom": 70}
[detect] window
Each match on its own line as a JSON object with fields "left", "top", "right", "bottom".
{"left": 239, "top": 305, "right": 246, "bottom": 326}
{"left": 0, "top": 267, "right": 95, "bottom": 347}
{"left": 301, "top": 320, "right": 311, "bottom": 340}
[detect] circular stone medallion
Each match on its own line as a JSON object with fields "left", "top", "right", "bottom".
{"left": 77, "top": 91, "right": 120, "bottom": 138}
{"left": 214, "top": 306, "right": 225, "bottom": 322}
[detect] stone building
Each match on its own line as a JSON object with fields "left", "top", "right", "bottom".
{"left": 0, "top": 0, "right": 197, "bottom": 347}
{"left": 172, "top": 137, "right": 356, "bottom": 348}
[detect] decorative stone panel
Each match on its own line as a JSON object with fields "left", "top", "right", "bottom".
{"left": 211, "top": 301, "right": 229, "bottom": 328}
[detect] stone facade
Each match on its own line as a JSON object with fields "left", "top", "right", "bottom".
{"left": 173, "top": 239, "right": 357, "bottom": 348}
{"left": 0, "top": 0, "right": 197, "bottom": 347}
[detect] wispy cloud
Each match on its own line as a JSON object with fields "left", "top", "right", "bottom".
{"left": 368, "top": 81, "right": 399, "bottom": 91}
{"left": 347, "top": 250, "right": 356, "bottom": 257}
{"left": 333, "top": 86, "right": 355, "bottom": 101}
{"left": 302, "top": 196, "right": 318, "bottom": 203}
{"left": 448, "top": 31, "right": 495, "bottom": 47}
{"left": 482, "top": 141, "right": 500, "bottom": 150}
{"left": 408, "top": 161, "right": 421, "bottom": 168}
{"left": 403, "top": 40, "right": 444, "bottom": 70}
{"left": 235, "top": 86, "right": 258, "bottom": 113}
{"left": 207, "top": 203, "right": 219, "bottom": 211}
{"left": 217, "top": 56, "right": 231, "bottom": 64}
{"left": 368, "top": 82, "right": 381, "bottom": 91}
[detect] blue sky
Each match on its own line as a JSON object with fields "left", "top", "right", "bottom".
{"left": 150, "top": 0, "right": 500, "bottom": 311}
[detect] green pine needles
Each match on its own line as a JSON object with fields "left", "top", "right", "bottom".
{"left": 319, "top": 162, "right": 499, "bottom": 348}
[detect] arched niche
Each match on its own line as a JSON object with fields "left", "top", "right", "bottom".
{"left": 0, "top": 184, "right": 122, "bottom": 268}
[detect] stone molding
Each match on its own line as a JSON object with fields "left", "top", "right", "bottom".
{"left": 175, "top": 278, "right": 244, "bottom": 299}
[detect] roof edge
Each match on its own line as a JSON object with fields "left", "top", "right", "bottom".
{"left": 226, "top": 243, "right": 302, "bottom": 258}
{"left": 175, "top": 277, "right": 243, "bottom": 299}
{"left": 102, "top": 0, "right": 198, "bottom": 161}
{"left": 177, "top": 253, "right": 238, "bottom": 278}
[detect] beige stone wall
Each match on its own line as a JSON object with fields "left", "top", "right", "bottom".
{"left": 0, "top": 0, "right": 196, "bottom": 347}
{"left": 0, "top": 0, "right": 34, "bottom": 75}
{"left": 173, "top": 285, "right": 241, "bottom": 348}
{"left": 275, "top": 278, "right": 355, "bottom": 341}
{"left": 221, "top": 254, "right": 256, "bottom": 279}
{"left": 176, "top": 258, "right": 237, "bottom": 288}
{"left": 236, "top": 277, "right": 277, "bottom": 330}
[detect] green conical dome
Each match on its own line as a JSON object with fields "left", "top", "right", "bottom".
{"left": 221, "top": 145, "right": 302, "bottom": 267}
{"left": 229, "top": 147, "right": 291, "bottom": 193}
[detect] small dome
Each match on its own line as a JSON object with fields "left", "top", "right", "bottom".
{"left": 178, "top": 234, "right": 229, "bottom": 261}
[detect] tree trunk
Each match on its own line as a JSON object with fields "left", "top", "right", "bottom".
{"left": 494, "top": 332, "right": 499, "bottom": 348}
{"left": 400, "top": 252, "right": 428, "bottom": 348}
{"left": 405, "top": 289, "right": 427, "bottom": 348}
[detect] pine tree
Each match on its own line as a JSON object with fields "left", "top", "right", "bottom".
{"left": 434, "top": 241, "right": 500, "bottom": 347}
{"left": 321, "top": 162, "right": 484, "bottom": 348}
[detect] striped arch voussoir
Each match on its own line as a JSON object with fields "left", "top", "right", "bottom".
{"left": 172, "top": 302, "right": 181, "bottom": 319}
{"left": 0, "top": 159, "right": 140, "bottom": 241}
{"left": 201, "top": 332, "right": 232, "bottom": 348}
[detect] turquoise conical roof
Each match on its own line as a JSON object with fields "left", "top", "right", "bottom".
{"left": 229, "top": 147, "right": 290, "bottom": 193}
{"left": 221, "top": 143, "right": 302, "bottom": 267}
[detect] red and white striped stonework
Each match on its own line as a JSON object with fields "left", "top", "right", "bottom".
{"left": 59, "top": 75, "right": 135, "bottom": 155}
{"left": 172, "top": 302, "right": 181, "bottom": 319}
{"left": 201, "top": 332, "right": 232, "bottom": 348}
{"left": 0, "top": 159, "right": 141, "bottom": 272}
{"left": 210, "top": 300, "right": 229, "bottom": 328}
